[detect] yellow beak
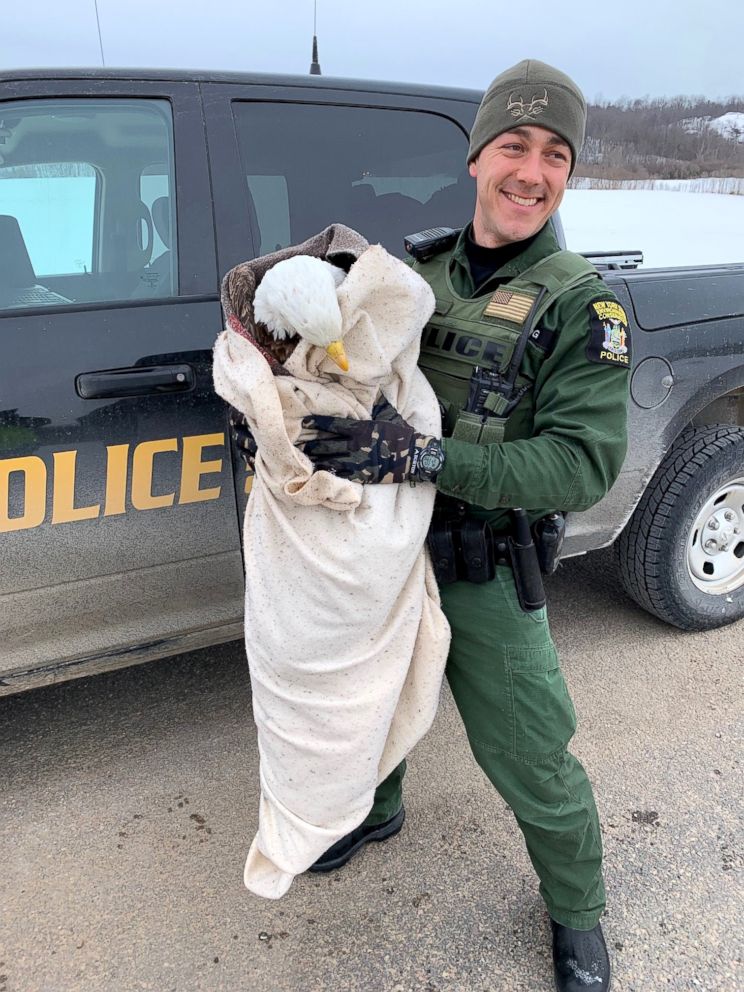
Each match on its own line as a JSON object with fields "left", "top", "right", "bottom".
{"left": 325, "top": 339, "right": 349, "bottom": 372}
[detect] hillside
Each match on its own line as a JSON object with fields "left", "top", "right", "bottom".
{"left": 575, "top": 96, "right": 744, "bottom": 181}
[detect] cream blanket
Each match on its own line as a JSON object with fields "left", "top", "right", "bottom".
{"left": 212, "top": 225, "right": 450, "bottom": 899}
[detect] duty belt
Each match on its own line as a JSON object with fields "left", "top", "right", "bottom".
{"left": 427, "top": 508, "right": 559, "bottom": 613}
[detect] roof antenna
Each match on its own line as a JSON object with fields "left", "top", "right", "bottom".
{"left": 93, "top": 0, "right": 106, "bottom": 67}
{"left": 309, "top": 0, "right": 321, "bottom": 75}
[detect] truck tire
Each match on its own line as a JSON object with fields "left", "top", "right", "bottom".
{"left": 615, "top": 425, "right": 744, "bottom": 631}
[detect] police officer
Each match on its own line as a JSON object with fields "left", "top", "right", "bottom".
{"left": 287, "top": 60, "right": 631, "bottom": 992}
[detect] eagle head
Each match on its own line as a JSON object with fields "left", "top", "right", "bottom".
{"left": 253, "top": 255, "right": 349, "bottom": 371}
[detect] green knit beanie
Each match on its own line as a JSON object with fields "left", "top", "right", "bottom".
{"left": 468, "top": 59, "right": 586, "bottom": 176}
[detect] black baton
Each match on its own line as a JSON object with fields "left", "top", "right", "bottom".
{"left": 508, "top": 508, "right": 547, "bottom": 612}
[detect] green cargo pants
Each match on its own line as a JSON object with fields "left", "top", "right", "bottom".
{"left": 365, "top": 565, "right": 605, "bottom": 931}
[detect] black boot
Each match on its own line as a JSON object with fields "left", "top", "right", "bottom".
{"left": 308, "top": 807, "right": 405, "bottom": 873}
{"left": 551, "top": 919, "right": 611, "bottom": 992}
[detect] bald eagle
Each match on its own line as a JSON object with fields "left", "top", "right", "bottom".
{"left": 253, "top": 255, "right": 349, "bottom": 371}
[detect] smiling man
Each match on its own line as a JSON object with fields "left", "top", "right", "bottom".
{"left": 469, "top": 124, "right": 572, "bottom": 244}
{"left": 292, "top": 60, "right": 630, "bottom": 992}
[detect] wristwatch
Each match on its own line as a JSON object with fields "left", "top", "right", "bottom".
{"left": 412, "top": 437, "right": 446, "bottom": 483}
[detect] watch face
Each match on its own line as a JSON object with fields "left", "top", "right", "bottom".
{"left": 420, "top": 449, "right": 443, "bottom": 473}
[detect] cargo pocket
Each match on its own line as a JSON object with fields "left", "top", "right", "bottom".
{"left": 505, "top": 643, "right": 577, "bottom": 758}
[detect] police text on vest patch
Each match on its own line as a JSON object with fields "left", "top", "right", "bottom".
{"left": 586, "top": 299, "right": 632, "bottom": 367}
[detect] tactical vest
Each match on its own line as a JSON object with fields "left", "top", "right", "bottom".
{"left": 414, "top": 248, "right": 601, "bottom": 444}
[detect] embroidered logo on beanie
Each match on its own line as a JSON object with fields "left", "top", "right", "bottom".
{"left": 506, "top": 89, "right": 549, "bottom": 119}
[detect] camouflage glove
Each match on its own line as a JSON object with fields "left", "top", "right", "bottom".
{"left": 229, "top": 407, "right": 257, "bottom": 469}
{"left": 369, "top": 395, "right": 409, "bottom": 426}
{"left": 299, "top": 403, "right": 445, "bottom": 485}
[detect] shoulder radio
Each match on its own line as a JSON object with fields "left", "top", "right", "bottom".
{"left": 404, "top": 226, "right": 459, "bottom": 262}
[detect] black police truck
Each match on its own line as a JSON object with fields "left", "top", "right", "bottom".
{"left": 1, "top": 69, "right": 743, "bottom": 695}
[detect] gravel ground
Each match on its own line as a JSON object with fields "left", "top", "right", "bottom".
{"left": 1, "top": 549, "right": 742, "bottom": 992}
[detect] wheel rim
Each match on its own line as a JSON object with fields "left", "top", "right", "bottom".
{"left": 687, "top": 476, "right": 744, "bottom": 595}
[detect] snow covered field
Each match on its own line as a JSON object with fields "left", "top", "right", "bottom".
{"left": 570, "top": 177, "right": 744, "bottom": 194}
{"left": 561, "top": 187, "right": 744, "bottom": 268}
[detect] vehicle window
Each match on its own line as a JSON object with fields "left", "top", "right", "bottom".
{"left": 244, "top": 175, "right": 291, "bottom": 256}
{"left": 0, "top": 99, "right": 177, "bottom": 313}
{"left": 233, "top": 102, "right": 473, "bottom": 257}
{"left": 0, "top": 162, "right": 97, "bottom": 277}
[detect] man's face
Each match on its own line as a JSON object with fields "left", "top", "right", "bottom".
{"left": 468, "top": 125, "right": 571, "bottom": 247}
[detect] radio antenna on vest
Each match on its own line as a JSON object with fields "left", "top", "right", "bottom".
{"left": 309, "top": 0, "right": 322, "bottom": 75}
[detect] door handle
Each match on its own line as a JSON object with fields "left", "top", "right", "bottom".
{"left": 76, "top": 364, "right": 195, "bottom": 399}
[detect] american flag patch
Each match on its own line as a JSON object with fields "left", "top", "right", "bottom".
{"left": 483, "top": 290, "right": 536, "bottom": 325}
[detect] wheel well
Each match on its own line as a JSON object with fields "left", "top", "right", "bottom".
{"left": 690, "top": 387, "right": 744, "bottom": 429}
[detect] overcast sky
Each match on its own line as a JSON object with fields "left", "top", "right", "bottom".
{"left": 3, "top": 0, "right": 741, "bottom": 102}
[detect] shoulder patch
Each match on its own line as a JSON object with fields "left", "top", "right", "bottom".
{"left": 586, "top": 299, "right": 632, "bottom": 368}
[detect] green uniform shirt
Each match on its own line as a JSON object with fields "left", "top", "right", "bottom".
{"left": 413, "top": 223, "right": 631, "bottom": 530}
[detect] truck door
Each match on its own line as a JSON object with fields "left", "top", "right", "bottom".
{"left": 200, "top": 79, "right": 477, "bottom": 518}
{"left": 0, "top": 79, "right": 244, "bottom": 691}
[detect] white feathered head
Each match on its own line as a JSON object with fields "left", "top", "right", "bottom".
{"left": 253, "top": 255, "right": 349, "bottom": 371}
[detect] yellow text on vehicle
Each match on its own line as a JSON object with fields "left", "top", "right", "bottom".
{"left": 0, "top": 433, "right": 234, "bottom": 533}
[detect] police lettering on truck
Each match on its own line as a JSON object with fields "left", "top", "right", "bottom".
{"left": 0, "top": 434, "right": 253, "bottom": 534}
